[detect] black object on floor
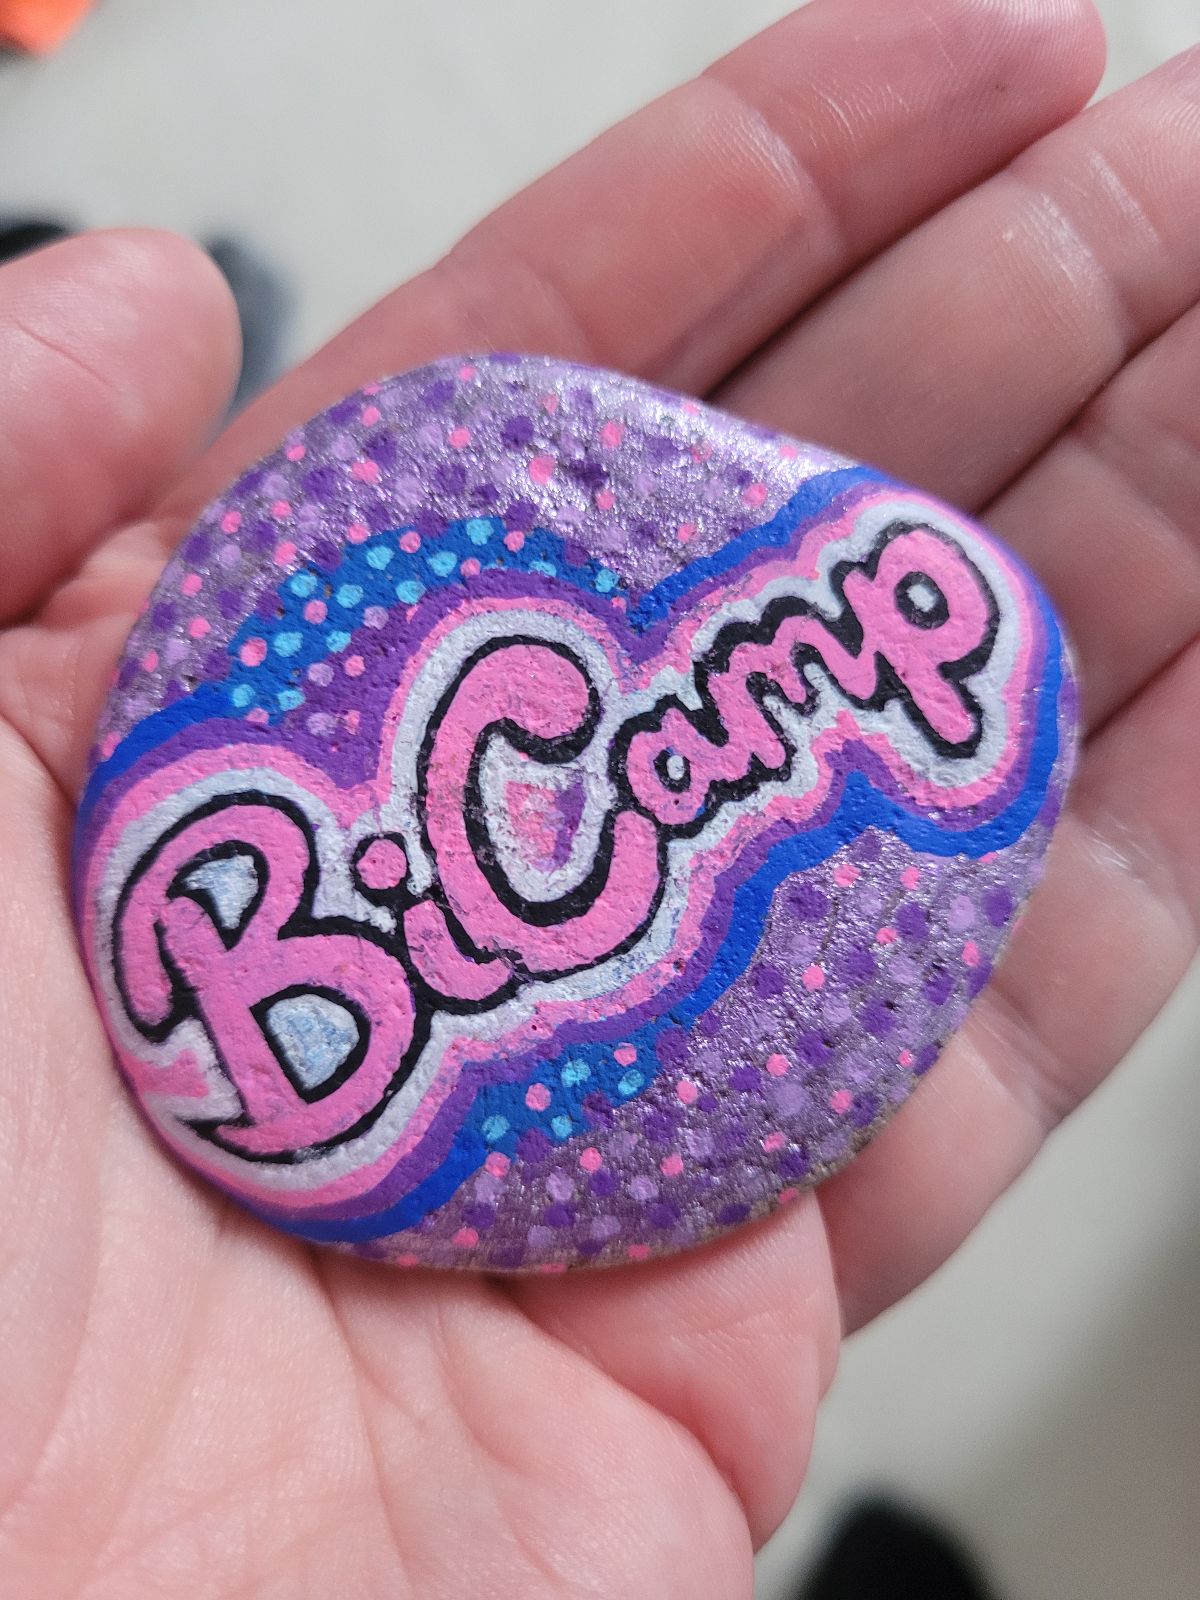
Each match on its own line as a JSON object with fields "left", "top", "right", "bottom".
{"left": 0, "top": 218, "right": 70, "bottom": 264}
{"left": 799, "top": 1497, "right": 999, "bottom": 1600}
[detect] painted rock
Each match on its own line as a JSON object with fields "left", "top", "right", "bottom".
{"left": 74, "top": 355, "right": 1076, "bottom": 1271}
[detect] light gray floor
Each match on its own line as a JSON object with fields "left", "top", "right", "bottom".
{"left": 2, "top": 4, "right": 1197, "bottom": 1596}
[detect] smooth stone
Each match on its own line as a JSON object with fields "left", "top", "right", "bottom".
{"left": 73, "top": 354, "right": 1076, "bottom": 1271}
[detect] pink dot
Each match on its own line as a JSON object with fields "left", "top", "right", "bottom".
{"left": 876, "top": 926, "right": 897, "bottom": 945}
{"left": 141, "top": 649, "right": 159, "bottom": 672}
{"left": 286, "top": 443, "right": 307, "bottom": 462}
{"left": 900, "top": 866, "right": 921, "bottom": 890}
{"left": 180, "top": 572, "right": 202, "bottom": 597}
{"left": 676, "top": 1079, "right": 699, "bottom": 1105}
{"left": 504, "top": 530, "right": 525, "bottom": 552}
{"left": 762, "top": 1131, "right": 785, "bottom": 1153}
{"left": 766, "top": 1053, "right": 790, "bottom": 1077}
{"left": 660, "top": 1152, "right": 684, "bottom": 1178}
{"left": 460, "top": 557, "right": 481, "bottom": 578}
{"left": 830, "top": 1089, "right": 853, "bottom": 1115}
{"left": 579, "top": 1147, "right": 603, "bottom": 1174}
{"left": 833, "top": 862, "right": 860, "bottom": 888}
{"left": 352, "top": 459, "right": 381, "bottom": 485}
{"left": 357, "top": 837, "right": 407, "bottom": 892}
{"left": 271, "top": 500, "right": 292, "bottom": 521}
{"left": 541, "top": 392, "right": 559, "bottom": 414}
{"left": 595, "top": 488, "right": 615, "bottom": 512}
{"left": 677, "top": 521, "right": 696, "bottom": 544}
{"left": 614, "top": 1043, "right": 637, "bottom": 1067}
{"left": 344, "top": 709, "right": 361, "bottom": 732}
{"left": 452, "top": 1227, "right": 479, "bottom": 1249}
{"left": 779, "top": 1186, "right": 800, "bottom": 1204}
{"left": 246, "top": 707, "right": 269, "bottom": 726}
{"left": 779, "top": 443, "right": 798, "bottom": 460}
{"left": 528, "top": 453, "right": 555, "bottom": 485}
{"left": 449, "top": 426, "right": 471, "bottom": 449}
{"left": 239, "top": 637, "right": 267, "bottom": 667}
{"left": 962, "top": 940, "right": 981, "bottom": 968}
{"left": 743, "top": 482, "right": 768, "bottom": 509}
{"left": 273, "top": 540, "right": 297, "bottom": 566}
{"left": 364, "top": 606, "right": 388, "bottom": 628}
{"left": 802, "top": 964, "right": 825, "bottom": 991}
{"left": 399, "top": 530, "right": 421, "bottom": 553}
{"left": 99, "top": 732, "right": 119, "bottom": 760}
{"left": 599, "top": 420, "right": 624, "bottom": 449}
{"left": 458, "top": 364, "right": 477, "bottom": 380}
{"left": 187, "top": 616, "right": 210, "bottom": 639}
{"left": 484, "top": 1152, "right": 510, "bottom": 1177}
{"left": 220, "top": 510, "right": 242, "bottom": 534}
{"left": 525, "top": 1083, "right": 552, "bottom": 1111}
{"left": 537, "top": 1261, "right": 568, "bottom": 1275}
{"left": 304, "top": 599, "right": 327, "bottom": 624}
{"left": 393, "top": 1252, "right": 420, "bottom": 1268}
{"left": 344, "top": 655, "right": 365, "bottom": 678}
{"left": 626, "top": 1244, "right": 652, "bottom": 1261}
{"left": 346, "top": 521, "right": 369, "bottom": 544}
{"left": 898, "top": 1049, "right": 915, "bottom": 1068}
{"left": 361, "top": 405, "right": 382, "bottom": 426}
{"left": 363, "top": 383, "right": 380, "bottom": 395}
{"left": 691, "top": 442, "right": 713, "bottom": 463}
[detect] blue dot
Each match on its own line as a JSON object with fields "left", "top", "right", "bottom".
{"left": 530, "top": 559, "right": 557, "bottom": 577}
{"left": 277, "top": 688, "right": 304, "bottom": 711}
{"left": 428, "top": 549, "right": 458, "bottom": 577}
{"left": 481, "top": 1115, "right": 509, "bottom": 1143}
{"left": 595, "top": 568, "right": 617, "bottom": 593}
{"left": 288, "top": 572, "right": 318, "bottom": 597}
{"left": 365, "top": 544, "right": 393, "bottom": 570}
{"left": 617, "top": 1070, "right": 643, "bottom": 1097}
{"left": 336, "top": 583, "right": 363, "bottom": 608}
{"left": 274, "top": 631, "right": 303, "bottom": 657}
{"left": 560, "top": 1059, "right": 590, "bottom": 1087}
{"left": 396, "top": 578, "right": 425, "bottom": 604}
{"left": 230, "top": 684, "right": 254, "bottom": 708}
{"left": 551, "top": 1115, "right": 572, "bottom": 1139}
{"left": 466, "top": 518, "right": 493, "bottom": 546}
{"left": 326, "top": 630, "right": 352, "bottom": 652}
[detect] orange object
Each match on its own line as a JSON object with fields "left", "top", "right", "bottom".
{"left": 0, "top": 0, "right": 94, "bottom": 53}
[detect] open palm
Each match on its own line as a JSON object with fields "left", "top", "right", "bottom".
{"left": 1, "top": 2, "right": 1197, "bottom": 1594}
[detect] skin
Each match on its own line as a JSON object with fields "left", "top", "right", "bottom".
{"left": 0, "top": 1, "right": 1197, "bottom": 1593}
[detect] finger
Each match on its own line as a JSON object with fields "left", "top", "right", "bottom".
{"left": 0, "top": 229, "right": 240, "bottom": 625}
{"left": 719, "top": 49, "right": 1200, "bottom": 514}
{"left": 819, "top": 637, "right": 1200, "bottom": 1331}
{"left": 512, "top": 1184, "right": 840, "bottom": 1547}
{"left": 982, "top": 298, "right": 1200, "bottom": 732}
{"left": 162, "top": 0, "right": 1105, "bottom": 522}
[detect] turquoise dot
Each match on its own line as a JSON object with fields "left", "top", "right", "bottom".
{"left": 551, "top": 1115, "right": 572, "bottom": 1140}
{"left": 274, "top": 631, "right": 303, "bottom": 657}
{"left": 365, "top": 544, "right": 393, "bottom": 570}
{"left": 530, "top": 559, "right": 557, "bottom": 577}
{"left": 560, "top": 1059, "right": 590, "bottom": 1087}
{"left": 229, "top": 683, "right": 254, "bottom": 708}
{"left": 617, "top": 1070, "right": 643, "bottom": 1097}
{"left": 326, "top": 630, "right": 352, "bottom": 653}
{"left": 396, "top": 578, "right": 425, "bottom": 604}
{"left": 595, "top": 568, "right": 617, "bottom": 593}
{"left": 336, "top": 583, "right": 363, "bottom": 608}
{"left": 428, "top": 549, "right": 458, "bottom": 577}
{"left": 481, "top": 1115, "right": 509, "bottom": 1143}
{"left": 278, "top": 688, "right": 304, "bottom": 711}
{"left": 466, "top": 518, "right": 493, "bottom": 546}
{"left": 288, "top": 572, "right": 318, "bottom": 597}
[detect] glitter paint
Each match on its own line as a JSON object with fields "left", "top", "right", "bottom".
{"left": 73, "top": 355, "right": 1076, "bottom": 1270}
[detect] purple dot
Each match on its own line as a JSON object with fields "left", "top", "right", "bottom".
{"left": 984, "top": 887, "right": 1015, "bottom": 927}
{"left": 542, "top": 1203, "right": 575, "bottom": 1229}
{"left": 505, "top": 498, "right": 537, "bottom": 530}
{"left": 364, "top": 431, "right": 398, "bottom": 469}
{"left": 924, "top": 967, "right": 954, "bottom": 1006}
{"left": 648, "top": 1202, "right": 680, "bottom": 1230}
{"left": 656, "top": 1027, "right": 689, "bottom": 1068}
{"left": 896, "top": 901, "right": 929, "bottom": 942}
{"left": 151, "top": 600, "right": 179, "bottom": 630}
{"left": 841, "top": 946, "right": 878, "bottom": 984}
{"left": 790, "top": 883, "right": 830, "bottom": 922}
{"left": 588, "top": 1169, "right": 617, "bottom": 1198}
{"left": 852, "top": 1093, "right": 881, "bottom": 1129}
{"left": 643, "top": 1111, "right": 678, "bottom": 1146}
{"left": 414, "top": 508, "right": 444, "bottom": 540}
{"left": 753, "top": 964, "right": 785, "bottom": 998}
{"left": 302, "top": 465, "right": 340, "bottom": 499}
{"left": 433, "top": 461, "right": 467, "bottom": 496}
{"left": 517, "top": 1128, "right": 552, "bottom": 1166}
{"left": 488, "top": 1245, "right": 525, "bottom": 1270}
{"left": 915, "top": 1042, "right": 941, "bottom": 1076}
{"left": 779, "top": 1149, "right": 811, "bottom": 1181}
{"left": 471, "top": 481, "right": 499, "bottom": 507}
{"left": 730, "top": 1065, "right": 761, "bottom": 1093}
{"left": 861, "top": 999, "right": 896, "bottom": 1038}
{"left": 421, "top": 379, "right": 456, "bottom": 409}
{"left": 718, "top": 1203, "right": 750, "bottom": 1226}
{"left": 463, "top": 1204, "right": 496, "bottom": 1231}
{"left": 501, "top": 415, "right": 535, "bottom": 449}
{"left": 577, "top": 1237, "right": 605, "bottom": 1258}
{"left": 796, "top": 1031, "right": 832, "bottom": 1066}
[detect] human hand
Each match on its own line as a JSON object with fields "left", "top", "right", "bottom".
{"left": 1, "top": 2, "right": 1197, "bottom": 1593}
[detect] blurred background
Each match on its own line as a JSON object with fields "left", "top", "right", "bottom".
{"left": 1, "top": 3, "right": 1196, "bottom": 1596}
